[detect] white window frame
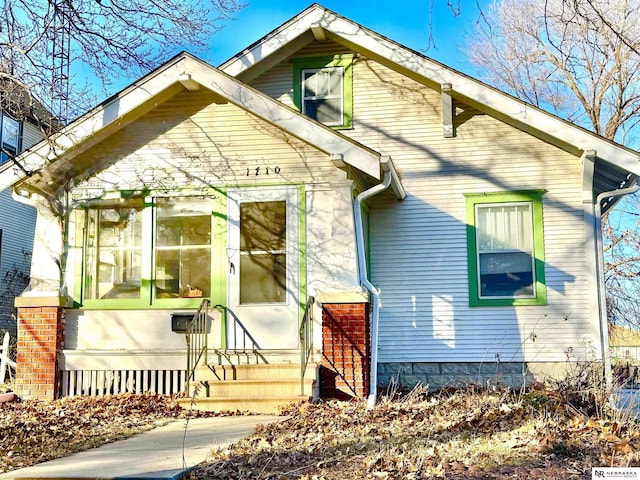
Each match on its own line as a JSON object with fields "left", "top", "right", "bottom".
{"left": 0, "top": 113, "right": 21, "bottom": 163}
{"left": 300, "top": 66, "right": 345, "bottom": 127}
{"left": 475, "top": 201, "right": 536, "bottom": 300}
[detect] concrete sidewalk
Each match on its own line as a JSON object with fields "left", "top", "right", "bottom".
{"left": 0, "top": 415, "right": 281, "bottom": 480}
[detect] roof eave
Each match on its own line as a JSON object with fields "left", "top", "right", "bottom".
{"left": 220, "top": 4, "right": 640, "bottom": 175}
{"left": 0, "top": 52, "right": 381, "bottom": 192}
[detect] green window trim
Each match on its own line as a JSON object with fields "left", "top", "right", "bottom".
{"left": 464, "top": 190, "right": 547, "bottom": 307}
{"left": 292, "top": 54, "right": 354, "bottom": 129}
{"left": 74, "top": 193, "right": 228, "bottom": 310}
{"left": 298, "top": 184, "right": 308, "bottom": 321}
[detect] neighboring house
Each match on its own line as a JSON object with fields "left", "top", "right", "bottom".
{"left": 1, "top": 4, "right": 639, "bottom": 409}
{"left": 0, "top": 107, "right": 43, "bottom": 336}
{"left": 610, "top": 325, "right": 640, "bottom": 362}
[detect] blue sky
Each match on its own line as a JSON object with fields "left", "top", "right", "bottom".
{"left": 204, "top": 0, "right": 489, "bottom": 76}
{"left": 88, "top": 1, "right": 491, "bottom": 100}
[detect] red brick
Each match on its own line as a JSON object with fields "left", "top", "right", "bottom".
{"left": 321, "top": 302, "right": 370, "bottom": 400}
{"left": 15, "top": 305, "right": 64, "bottom": 401}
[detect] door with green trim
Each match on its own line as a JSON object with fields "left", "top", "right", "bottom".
{"left": 227, "top": 187, "right": 300, "bottom": 349}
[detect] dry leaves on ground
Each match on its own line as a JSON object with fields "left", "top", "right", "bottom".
{"left": 0, "top": 392, "right": 222, "bottom": 473}
{"left": 191, "top": 386, "right": 640, "bottom": 480}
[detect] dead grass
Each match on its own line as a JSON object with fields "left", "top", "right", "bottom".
{"left": 191, "top": 384, "right": 640, "bottom": 479}
{"left": 2, "top": 373, "right": 640, "bottom": 479}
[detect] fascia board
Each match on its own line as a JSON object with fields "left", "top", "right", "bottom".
{"left": 221, "top": 6, "right": 640, "bottom": 175}
{"left": 220, "top": 6, "right": 327, "bottom": 77}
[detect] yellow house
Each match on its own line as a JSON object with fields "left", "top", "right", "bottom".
{"left": 1, "top": 4, "right": 639, "bottom": 411}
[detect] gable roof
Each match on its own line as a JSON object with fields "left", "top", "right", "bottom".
{"left": 220, "top": 3, "right": 640, "bottom": 202}
{"left": 0, "top": 52, "right": 382, "bottom": 193}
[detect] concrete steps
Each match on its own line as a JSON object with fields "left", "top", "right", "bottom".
{"left": 178, "top": 362, "right": 315, "bottom": 414}
{"left": 200, "top": 363, "right": 303, "bottom": 381}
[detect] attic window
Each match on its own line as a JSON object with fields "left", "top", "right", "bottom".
{"left": 293, "top": 54, "right": 353, "bottom": 129}
{"left": 301, "top": 67, "right": 344, "bottom": 126}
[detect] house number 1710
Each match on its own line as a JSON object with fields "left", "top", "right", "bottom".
{"left": 246, "top": 166, "right": 281, "bottom": 176}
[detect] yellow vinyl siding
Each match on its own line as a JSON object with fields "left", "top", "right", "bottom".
{"left": 251, "top": 44, "right": 592, "bottom": 364}
{"left": 70, "top": 89, "right": 337, "bottom": 197}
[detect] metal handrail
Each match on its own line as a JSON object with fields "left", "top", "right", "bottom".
{"left": 216, "top": 305, "right": 266, "bottom": 364}
{"left": 300, "top": 296, "right": 314, "bottom": 395}
{"left": 186, "top": 299, "right": 210, "bottom": 383}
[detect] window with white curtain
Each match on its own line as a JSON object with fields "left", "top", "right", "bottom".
{"left": 465, "top": 191, "right": 546, "bottom": 307}
{"left": 476, "top": 202, "right": 535, "bottom": 298}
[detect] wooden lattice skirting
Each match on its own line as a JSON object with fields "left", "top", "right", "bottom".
{"left": 59, "top": 369, "right": 188, "bottom": 397}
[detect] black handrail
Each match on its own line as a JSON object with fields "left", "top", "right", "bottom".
{"left": 186, "top": 299, "right": 210, "bottom": 384}
{"left": 216, "top": 305, "right": 266, "bottom": 364}
{"left": 300, "top": 296, "right": 314, "bottom": 395}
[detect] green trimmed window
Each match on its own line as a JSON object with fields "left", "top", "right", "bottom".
{"left": 292, "top": 55, "right": 353, "bottom": 128}
{"left": 74, "top": 196, "right": 219, "bottom": 308}
{"left": 465, "top": 191, "right": 546, "bottom": 307}
{"left": 155, "top": 197, "right": 212, "bottom": 299}
{"left": 83, "top": 199, "right": 144, "bottom": 301}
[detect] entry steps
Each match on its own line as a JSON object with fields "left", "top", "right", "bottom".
{"left": 178, "top": 363, "right": 315, "bottom": 414}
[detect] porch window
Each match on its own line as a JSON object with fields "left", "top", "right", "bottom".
{"left": 465, "top": 191, "right": 546, "bottom": 307}
{"left": 292, "top": 55, "right": 353, "bottom": 129}
{"left": 75, "top": 195, "right": 218, "bottom": 308}
{"left": 155, "top": 198, "right": 212, "bottom": 299}
{"left": 84, "top": 200, "right": 144, "bottom": 300}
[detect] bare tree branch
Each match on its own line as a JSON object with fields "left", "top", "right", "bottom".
{"left": 465, "top": 0, "right": 640, "bottom": 328}
{"left": 0, "top": 0, "right": 244, "bottom": 122}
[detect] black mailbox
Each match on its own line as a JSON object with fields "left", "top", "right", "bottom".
{"left": 171, "top": 313, "right": 196, "bottom": 333}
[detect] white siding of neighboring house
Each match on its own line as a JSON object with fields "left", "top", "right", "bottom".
{"left": 0, "top": 189, "right": 36, "bottom": 333}
{"left": 0, "top": 117, "right": 41, "bottom": 334}
{"left": 250, "top": 42, "right": 594, "bottom": 364}
{"left": 22, "top": 120, "right": 43, "bottom": 150}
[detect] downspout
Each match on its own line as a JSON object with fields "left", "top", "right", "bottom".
{"left": 594, "top": 183, "right": 639, "bottom": 390}
{"left": 352, "top": 159, "right": 393, "bottom": 409}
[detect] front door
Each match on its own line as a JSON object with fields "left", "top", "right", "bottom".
{"left": 227, "top": 187, "right": 300, "bottom": 349}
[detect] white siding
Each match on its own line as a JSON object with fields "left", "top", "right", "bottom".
{"left": 0, "top": 116, "right": 42, "bottom": 333}
{"left": 252, "top": 47, "right": 593, "bottom": 364}
{"left": 352, "top": 62, "right": 591, "bottom": 364}
{"left": 63, "top": 86, "right": 361, "bottom": 354}
{"left": 22, "top": 121, "right": 43, "bottom": 150}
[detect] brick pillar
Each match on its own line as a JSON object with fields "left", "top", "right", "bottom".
{"left": 321, "top": 302, "right": 370, "bottom": 399}
{"left": 14, "top": 298, "right": 66, "bottom": 401}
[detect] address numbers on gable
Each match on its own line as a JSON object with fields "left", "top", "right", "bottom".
{"left": 246, "top": 166, "right": 281, "bottom": 176}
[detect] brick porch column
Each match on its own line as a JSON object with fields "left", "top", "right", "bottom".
{"left": 14, "top": 297, "right": 67, "bottom": 401}
{"left": 321, "top": 302, "right": 370, "bottom": 399}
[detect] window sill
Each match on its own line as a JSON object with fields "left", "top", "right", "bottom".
{"left": 470, "top": 298, "right": 547, "bottom": 307}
